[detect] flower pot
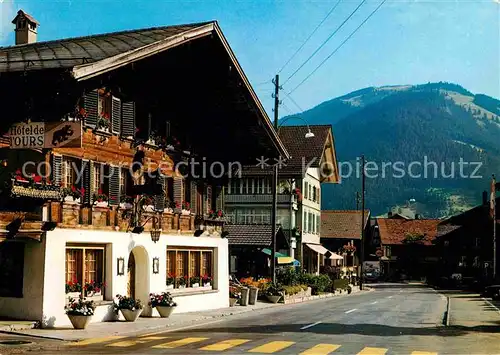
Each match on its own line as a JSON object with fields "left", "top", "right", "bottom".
{"left": 95, "top": 201, "right": 109, "bottom": 208}
{"left": 119, "top": 202, "right": 133, "bottom": 210}
{"left": 143, "top": 205, "right": 155, "bottom": 212}
{"left": 120, "top": 308, "right": 143, "bottom": 322}
{"left": 191, "top": 283, "right": 200, "bottom": 288}
{"left": 266, "top": 295, "right": 282, "bottom": 304}
{"left": 181, "top": 209, "right": 191, "bottom": 216}
{"left": 229, "top": 298, "right": 238, "bottom": 307}
{"left": 203, "top": 283, "right": 211, "bottom": 288}
{"left": 67, "top": 314, "right": 92, "bottom": 329}
{"left": 178, "top": 285, "right": 186, "bottom": 289}
{"left": 156, "top": 306, "right": 175, "bottom": 318}
{"left": 166, "top": 284, "right": 174, "bottom": 290}
{"left": 249, "top": 287, "right": 259, "bottom": 305}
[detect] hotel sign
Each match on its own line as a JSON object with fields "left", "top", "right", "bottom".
{"left": 8, "top": 122, "right": 82, "bottom": 149}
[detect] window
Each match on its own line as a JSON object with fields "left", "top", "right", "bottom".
{"left": 93, "top": 163, "right": 102, "bottom": 192}
{"left": 255, "top": 179, "right": 260, "bottom": 194}
{"left": 166, "top": 247, "right": 214, "bottom": 289}
{"left": 309, "top": 213, "right": 313, "bottom": 233}
{"left": 0, "top": 242, "right": 24, "bottom": 297}
{"left": 62, "top": 157, "right": 76, "bottom": 188}
{"left": 317, "top": 214, "right": 321, "bottom": 235}
{"left": 304, "top": 182, "right": 309, "bottom": 199}
{"left": 309, "top": 185, "right": 313, "bottom": 201}
{"left": 313, "top": 186, "right": 317, "bottom": 202}
{"left": 266, "top": 178, "right": 271, "bottom": 194}
{"left": 120, "top": 168, "right": 127, "bottom": 196}
{"left": 65, "top": 245, "right": 105, "bottom": 300}
{"left": 98, "top": 89, "right": 111, "bottom": 118}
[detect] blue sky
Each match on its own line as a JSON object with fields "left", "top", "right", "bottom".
{"left": 1, "top": 0, "right": 498, "bottom": 117}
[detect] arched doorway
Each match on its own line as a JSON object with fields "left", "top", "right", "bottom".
{"left": 127, "top": 246, "right": 149, "bottom": 306}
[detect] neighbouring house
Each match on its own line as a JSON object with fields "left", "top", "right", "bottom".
{"left": 320, "top": 210, "right": 370, "bottom": 279}
{"left": 224, "top": 125, "right": 339, "bottom": 275}
{"left": 224, "top": 224, "right": 292, "bottom": 279}
{"left": 374, "top": 218, "right": 440, "bottom": 281}
{"left": 0, "top": 12, "right": 287, "bottom": 327}
{"left": 435, "top": 194, "right": 500, "bottom": 286}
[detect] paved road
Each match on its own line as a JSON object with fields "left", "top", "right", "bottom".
{"left": 2, "top": 285, "right": 499, "bottom": 354}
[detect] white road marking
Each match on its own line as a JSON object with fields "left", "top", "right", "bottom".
{"left": 369, "top": 301, "right": 378, "bottom": 305}
{"left": 300, "top": 321, "right": 322, "bottom": 330}
{"left": 345, "top": 308, "right": 358, "bottom": 314}
{"left": 387, "top": 296, "right": 393, "bottom": 299}
{"left": 482, "top": 297, "right": 500, "bottom": 315}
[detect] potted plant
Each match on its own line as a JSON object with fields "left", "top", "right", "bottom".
{"left": 97, "top": 112, "right": 110, "bottom": 132}
{"left": 65, "top": 296, "right": 95, "bottom": 329}
{"left": 229, "top": 286, "right": 241, "bottom": 307}
{"left": 120, "top": 195, "right": 134, "bottom": 210}
{"left": 62, "top": 185, "right": 83, "bottom": 203}
{"left": 181, "top": 201, "right": 191, "bottom": 215}
{"left": 66, "top": 279, "right": 83, "bottom": 299}
{"left": 202, "top": 275, "right": 212, "bottom": 288}
{"left": 190, "top": 276, "right": 200, "bottom": 288}
{"left": 166, "top": 273, "right": 175, "bottom": 289}
{"left": 178, "top": 275, "right": 188, "bottom": 289}
{"left": 149, "top": 292, "right": 177, "bottom": 318}
{"left": 265, "top": 283, "right": 284, "bottom": 303}
{"left": 92, "top": 189, "right": 109, "bottom": 208}
{"left": 139, "top": 196, "right": 155, "bottom": 212}
{"left": 114, "top": 294, "right": 143, "bottom": 322}
{"left": 84, "top": 280, "right": 105, "bottom": 297}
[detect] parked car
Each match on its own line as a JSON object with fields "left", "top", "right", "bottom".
{"left": 482, "top": 285, "right": 500, "bottom": 298}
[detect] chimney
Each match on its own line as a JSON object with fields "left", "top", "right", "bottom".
{"left": 483, "top": 190, "right": 488, "bottom": 206}
{"left": 387, "top": 211, "right": 393, "bottom": 218}
{"left": 12, "top": 10, "right": 39, "bottom": 45}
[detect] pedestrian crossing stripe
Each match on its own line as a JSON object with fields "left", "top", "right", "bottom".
{"left": 152, "top": 337, "right": 209, "bottom": 349}
{"left": 200, "top": 339, "right": 251, "bottom": 351}
{"left": 73, "top": 335, "right": 439, "bottom": 354}
{"left": 300, "top": 343, "right": 342, "bottom": 355}
{"left": 357, "top": 347, "right": 388, "bottom": 355}
{"left": 248, "top": 341, "right": 296, "bottom": 353}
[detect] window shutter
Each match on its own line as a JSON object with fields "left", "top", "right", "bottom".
{"left": 206, "top": 185, "right": 212, "bottom": 212}
{"left": 190, "top": 181, "right": 197, "bottom": 214}
{"left": 109, "top": 166, "right": 120, "bottom": 206}
{"left": 121, "top": 101, "right": 135, "bottom": 138}
{"left": 88, "top": 161, "right": 95, "bottom": 203}
{"left": 173, "top": 177, "right": 183, "bottom": 205}
{"left": 83, "top": 90, "right": 98, "bottom": 128}
{"left": 215, "top": 186, "right": 223, "bottom": 210}
{"left": 81, "top": 160, "right": 92, "bottom": 205}
{"left": 155, "top": 176, "right": 166, "bottom": 211}
{"left": 52, "top": 154, "right": 62, "bottom": 186}
{"left": 111, "top": 96, "right": 121, "bottom": 135}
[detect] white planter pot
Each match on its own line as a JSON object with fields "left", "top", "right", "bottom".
{"left": 143, "top": 205, "right": 155, "bottom": 212}
{"left": 191, "top": 283, "right": 200, "bottom": 288}
{"left": 120, "top": 308, "right": 143, "bottom": 322}
{"left": 166, "top": 284, "right": 174, "bottom": 290}
{"left": 67, "top": 314, "right": 92, "bottom": 329}
{"left": 178, "top": 285, "right": 186, "bottom": 289}
{"left": 119, "top": 202, "right": 133, "bottom": 210}
{"left": 66, "top": 292, "right": 81, "bottom": 301}
{"left": 266, "top": 295, "right": 282, "bottom": 304}
{"left": 181, "top": 209, "right": 191, "bottom": 216}
{"left": 156, "top": 306, "right": 176, "bottom": 318}
{"left": 95, "top": 201, "right": 109, "bottom": 208}
{"left": 164, "top": 208, "right": 174, "bottom": 213}
{"left": 203, "top": 283, "right": 211, "bottom": 288}
{"left": 64, "top": 196, "right": 80, "bottom": 204}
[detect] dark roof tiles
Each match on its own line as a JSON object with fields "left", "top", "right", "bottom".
{"left": 321, "top": 210, "right": 370, "bottom": 240}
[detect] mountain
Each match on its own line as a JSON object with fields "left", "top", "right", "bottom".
{"left": 283, "top": 82, "right": 500, "bottom": 218}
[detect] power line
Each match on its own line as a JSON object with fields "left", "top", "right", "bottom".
{"left": 283, "top": 91, "right": 305, "bottom": 113}
{"left": 283, "top": 0, "right": 367, "bottom": 86}
{"left": 277, "top": 0, "right": 342, "bottom": 75}
{"left": 288, "top": 0, "right": 387, "bottom": 95}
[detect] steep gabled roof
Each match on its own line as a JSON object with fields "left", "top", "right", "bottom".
{"left": 321, "top": 210, "right": 370, "bottom": 240}
{"left": 377, "top": 218, "right": 440, "bottom": 246}
{"left": 0, "top": 22, "right": 211, "bottom": 73}
{"left": 241, "top": 124, "right": 339, "bottom": 181}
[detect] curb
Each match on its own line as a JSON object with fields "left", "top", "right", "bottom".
{"left": 445, "top": 296, "right": 451, "bottom": 326}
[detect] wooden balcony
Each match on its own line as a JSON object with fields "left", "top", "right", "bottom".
{"left": 225, "top": 194, "right": 297, "bottom": 204}
{"left": 47, "top": 202, "right": 196, "bottom": 235}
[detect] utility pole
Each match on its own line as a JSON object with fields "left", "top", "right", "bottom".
{"left": 360, "top": 155, "right": 366, "bottom": 291}
{"left": 270, "top": 74, "right": 280, "bottom": 284}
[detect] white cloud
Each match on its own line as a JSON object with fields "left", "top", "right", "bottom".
{"left": 0, "top": 0, "right": 15, "bottom": 43}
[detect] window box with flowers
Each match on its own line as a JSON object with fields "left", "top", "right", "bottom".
{"left": 63, "top": 186, "right": 84, "bottom": 204}
{"left": 140, "top": 196, "right": 155, "bottom": 213}
{"left": 92, "top": 189, "right": 109, "bottom": 208}
{"left": 84, "top": 280, "right": 106, "bottom": 301}
{"left": 207, "top": 209, "right": 225, "bottom": 221}
{"left": 178, "top": 275, "right": 188, "bottom": 289}
{"left": 119, "top": 195, "right": 134, "bottom": 210}
{"left": 166, "top": 273, "right": 175, "bottom": 289}
{"left": 181, "top": 201, "right": 191, "bottom": 215}
{"left": 292, "top": 188, "right": 303, "bottom": 202}
{"left": 11, "top": 170, "right": 61, "bottom": 200}
{"left": 65, "top": 279, "right": 83, "bottom": 301}
{"left": 96, "top": 112, "right": 111, "bottom": 133}
{"left": 202, "top": 275, "right": 212, "bottom": 288}
{"left": 190, "top": 276, "right": 200, "bottom": 288}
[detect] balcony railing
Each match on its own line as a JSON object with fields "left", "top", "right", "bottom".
{"left": 225, "top": 194, "right": 296, "bottom": 204}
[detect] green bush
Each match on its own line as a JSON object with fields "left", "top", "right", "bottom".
{"left": 283, "top": 284, "right": 309, "bottom": 296}
{"left": 333, "top": 278, "right": 349, "bottom": 290}
{"left": 277, "top": 268, "right": 300, "bottom": 286}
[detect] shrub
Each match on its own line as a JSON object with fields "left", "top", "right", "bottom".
{"left": 266, "top": 283, "right": 284, "bottom": 296}
{"left": 277, "top": 268, "right": 300, "bottom": 286}
{"left": 283, "top": 284, "right": 308, "bottom": 296}
{"left": 333, "top": 278, "right": 349, "bottom": 290}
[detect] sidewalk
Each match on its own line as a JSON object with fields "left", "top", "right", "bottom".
{"left": 446, "top": 291, "right": 500, "bottom": 328}
{"left": 6, "top": 289, "right": 370, "bottom": 341}
{"left": 8, "top": 301, "right": 281, "bottom": 341}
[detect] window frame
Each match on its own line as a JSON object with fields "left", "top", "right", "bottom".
{"left": 65, "top": 244, "right": 106, "bottom": 300}
{"left": 166, "top": 246, "right": 215, "bottom": 290}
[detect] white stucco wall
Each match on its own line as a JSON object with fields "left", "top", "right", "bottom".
{"left": 0, "top": 228, "right": 229, "bottom": 327}
{"left": 0, "top": 240, "right": 46, "bottom": 321}
{"left": 300, "top": 168, "right": 321, "bottom": 245}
